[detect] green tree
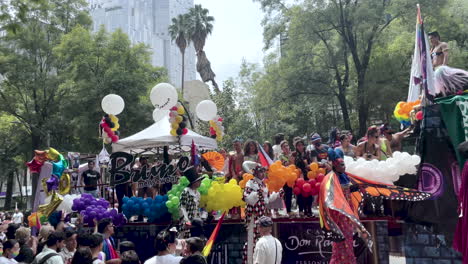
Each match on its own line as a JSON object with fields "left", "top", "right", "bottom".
{"left": 187, "top": 4, "right": 220, "bottom": 93}
{"left": 169, "top": 14, "right": 190, "bottom": 95}
{"left": 54, "top": 26, "right": 167, "bottom": 153}
{"left": 0, "top": 0, "right": 91, "bottom": 152}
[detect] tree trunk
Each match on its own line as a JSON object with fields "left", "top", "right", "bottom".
{"left": 181, "top": 50, "right": 185, "bottom": 96}
{"left": 31, "top": 132, "right": 41, "bottom": 153}
{"left": 16, "top": 170, "right": 23, "bottom": 208}
{"left": 337, "top": 91, "right": 351, "bottom": 130}
{"left": 357, "top": 73, "right": 369, "bottom": 137}
{"left": 196, "top": 50, "right": 220, "bottom": 94}
{"left": 4, "top": 170, "right": 14, "bottom": 210}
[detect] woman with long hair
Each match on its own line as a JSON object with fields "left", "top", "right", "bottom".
{"left": 291, "top": 137, "right": 313, "bottom": 217}
{"left": 243, "top": 140, "right": 259, "bottom": 163}
{"left": 278, "top": 140, "right": 293, "bottom": 216}
{"left": 355, "top": 126, "right": 382, "bottom": 161}
{"left": 262, "top": 141, "right": 274, "bottom": 160}
{"left": 336, "top": 134, "right": 356, "bottom": 158}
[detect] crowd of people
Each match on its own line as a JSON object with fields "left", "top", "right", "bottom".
{"left": 0, "top": 215, "right": 210, "bottom": 264}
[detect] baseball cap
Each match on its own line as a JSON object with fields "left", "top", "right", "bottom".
{"left": 310, "top": 133, "right": 321, "bottom": 142}
{"left": 256, "top": 216, "right": 273, "bottom": 227}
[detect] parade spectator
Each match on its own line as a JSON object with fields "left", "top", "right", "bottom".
{"left": 229, "top": 139, "right": 244, "bottom": 182}
{"left": 89, "top": 234, "right": 104, "bottom": 264}
{"left": 355, "top": 126, "right": 381, "bottom": 161}
{"left": 218, "top": 149, "right": 230, "bottom": 175}
{"left": 118, "top": 241, "right": 135, "bottom": 254}
{"left": 428, "top": 31, "right": 449, "bottom": 68}
{"left": 278, "top": 140, "right": 293, "bottom": 215}
{"left": 309, "top": 133, "right": 329, "bottom": 163}
{"left": 12, "top": 210, "right": 23, "bottom": 225}
{"left": 253, "top": 216, "right": 282, "bottom": 264}
{"left": 14, "top": 227, "right": 36, "bottom": 263}
{"left": 272, "top": 133, "right": 285, "bottom": 160}
{"left": 336, "top": 134, "right": 356, "bottom": 158}
{"left": 97, "top": 219, "right": 117, "bottom": 261}
{"left": 379, "top": 124, "right": 393, "bottom": 160}
{"left": 292, "top": 137, "right": 313, "bottom": 217}
{"left": 180, "top": 237, "right": 206, "bottom": 264}
{"left": 59, "top": 230, "right": 77, "bottom": 264}
{"left": 380, "top": 123, "right": 410, "bottom": 153}
{"left": 33, "top": 231, "right": 65, "bottom": 264}
{"left": 243, "top": 140, "right": 259, "bottom": 163}
{"left": 144, "top": 230, "right": 182, "bottom": 264}
{"left": 37, "top": 225, "right": 55, "bottom": 254}
{"left": 179, "top": 168, "right": 204, "bottom": 239}
{"left": 70, "top": 248, "right": 93, "bottom": 264}
{"left": 0, "top": 240, "right": 19, "bottom": 264}
{"left": 76, "top": 232, "right": 92, "bottom": 249}
{"left": 81, "top": 161, "right": 101, "bottom": 198}
{"left": 120, "top": 251, "right": 139, "bottom": 264}
{"left": 6, "top": 225, "right": 20, "bottom": 240}
{"left": 262, "top": 142, "right": 274, "bottom": 160}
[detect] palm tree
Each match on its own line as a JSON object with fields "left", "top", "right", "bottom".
{"left": 187, "top": 4, "right": 220, "bottom": 93}
{"left": 169, "top": 14, "right": 190, "bottom": 95}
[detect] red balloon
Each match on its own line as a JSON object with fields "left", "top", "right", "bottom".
{"left": 309, "top": 179, "right": 317, "bottom": 186}
{"left": 316, "top": 174, "right": 325, "bottom": 183}
{"left": 101, "top": 122, "right": 109, "bottom": 128}
{"left": 315, "top": 182, "right": 321, "bottom": 190}
{"left": 302, "top": 183, "right": 312, "bottom": 193}
{"left": 311, "top": 187, "right": 319, "bottom": 196}
{"left": 296, "top": 178, "right": 305, "bottom": 188}
{"left": 293, "top": 187, "right": 301, "bottom": 195}
{"left": 302, "top": 191, "right": 311, "bottom": 197}
{"left": 182, "top": 128, "right": 188, "bottom": 135}
{"left": 171, "top": 106, "right": 178, "bottom": 111}
{"left": 218, "top": 117, "right": 223, "bottom": 122}
{"left": 111, "top": 135, "right": 119, "bottom": 142}
{"left": 103, "top": 126, "right": 112, "bottom": 134}
{"left": 416, "top": 111, "right": 423, "bottom": 121}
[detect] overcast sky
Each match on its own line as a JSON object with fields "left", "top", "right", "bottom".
{"left": 193, "top": 0, "right": 265, "bottom": 85}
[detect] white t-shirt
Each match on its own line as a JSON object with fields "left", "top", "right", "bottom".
{"left": 253, "top": 235, "right": 282, "bottom": 264}
{"left": 272, "top": 145, "right": 282, "bottom": 160}
{"left": 0, "top": 256, "right": 17, "bottom": 264}
{"left": 144, "top": 255, "right": 182, "bottom": 264}
{"left": 12, "top": 212, "right": 23, "bottom": 224}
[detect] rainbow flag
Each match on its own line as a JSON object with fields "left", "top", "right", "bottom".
{"left": 407, "top": 4, "right": 435, "bottom": 102}
{"left": 202, "top": 211, "right": 226, "bottom": 257}
{"left": 257, "top": 143, "right": 273, "bottom": 167}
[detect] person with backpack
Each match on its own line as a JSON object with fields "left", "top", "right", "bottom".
{"left": 33, "top": 232, "right": 65, "bottom": 264}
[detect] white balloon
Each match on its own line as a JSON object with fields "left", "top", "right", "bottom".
{"left": 153, "top": 109, "right": 169, "bottom": 123}
{"left": 101, "top": 94, "right": 125, "bottom": 115}
{"left": 196, "top": 100, "right": 217, "bottom": 121}
{"left": 411, "top": 155, "right": 421, "bottom": 165}
{"left": 150, "top": 83, "right": 178, "bottom": 110}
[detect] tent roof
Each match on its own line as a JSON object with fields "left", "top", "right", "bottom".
{"left": 112, "top": 116, "right": 217, "bottom": 153}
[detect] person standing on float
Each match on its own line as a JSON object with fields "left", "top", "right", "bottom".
{"left": 242, "top": 161, "right": 280, "bottom": 264}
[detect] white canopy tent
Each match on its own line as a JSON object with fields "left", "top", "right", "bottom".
{"left": 112, "top": 116, "right": 217, "bottom": 153}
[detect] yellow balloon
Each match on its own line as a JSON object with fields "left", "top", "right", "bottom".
{"left": 59, "top": 173, "right": 71, "bottom": 195}
{"left": 209, "top": 120, "right": 215, "bottom": 126}
{"left": 177, "top": 106, "right": 185, "bottom": 115}
{"left": 171, "top": 123, "right": 179, "bottom": 129}
{"left": 175, "top": 116, "right": 183, "bottom": 123}
{"left": 170, "top": 129, "right": 177, "bottom": 136}
{"left": 47, "top": 147, "right": 60, "bottom": 161}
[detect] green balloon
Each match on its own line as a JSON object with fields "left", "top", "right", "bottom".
{"left": 171, "top": 197, "right": 180, "bottom": 205}
{"left": 176, "top": 191, "right": 182, "bottom": 197}
{"left": 166, "top": 201, "right": 173, "bottom": 208}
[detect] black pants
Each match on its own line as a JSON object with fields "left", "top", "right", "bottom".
{"left": 116, "top": 183, "right": 131, "bottom": 212}
{"left": 283, "top": 184, "right": 293, "bottom": 213}
{"left": 298, "top": 195, "right": 313, "bottom": 215}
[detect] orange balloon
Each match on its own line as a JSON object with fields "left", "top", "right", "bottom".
{"left": 310, "top": 162, "right": 319, "bottom": 172}
{"left": 318, "top": 168, "right": 326, "bottom": 175}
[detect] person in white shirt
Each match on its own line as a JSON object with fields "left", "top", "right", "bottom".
{"left": 33, "top": 231, "right": 65, "bottom": 264}
{"left": 272, "top": 133, "right": 285, "bottom": 161}
{"left": 0, "top": 239, "right": 20, "bottom": 264}
{"left": 12, "top": 210, "right": 23, "bottom": 225}
{"left": 144, "top": 229, "right": 182, "bottom": 264}
{"left": 253, "top": 216, "right": 282, "bottom": 264}
{"left": 59, "top": 230, "right": 77, "bottom": 264}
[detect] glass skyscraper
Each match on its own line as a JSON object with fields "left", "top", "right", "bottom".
{"left": 88, "top": 0, "right": 196, "bottom": 88}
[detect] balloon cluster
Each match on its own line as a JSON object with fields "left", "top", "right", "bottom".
{"left": 72, "top": 193, "right": 126, "bottom": 226}
{"left": 202, "top": 179, "right": 244, "bottom": 212}
{"left": 266, "top": 161, "right": 298, "bottom": 192}
{"left": 56, "top": 194, "right": 81, "bottom": 213}
{"left": 101, "top": 94, "right": 125, "bottom": 143}
{"left": 100, "top": 114, "right": 120, "bottom": 144}
{"left": 209, "top": 116, "right": 224, "bottom": 141}
{"left": 122, "top": 196, "right": 169, "bottom": 222}
{"left": 344, "top": 151, "right": 421, "bottom": 184}
{"left": 151, "top": 83, "right": 179, "bottom": 122}
{"left": 293, "top": 176, "right": 324, "bottom": 197}
{"left": 239, "top": 173, "right": 254, "bottom": 189}
{"left": 394, "top": 100, "right": 421, "bottom": 126}
{"left": 166, "top": 176, "right": 191, "bottom": 219}
{"left": 28, "top": 212, "right": 48, "bottom": 227}
{"left": 198, "top": 177, "right": 212, "bottom": 195}
{"left": 306, "top": 162, "right": 326, "bottom": 181}
{"left": 169, "top": 103, "right": 189, "bottom": 136}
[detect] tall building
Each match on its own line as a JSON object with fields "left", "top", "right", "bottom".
{"left": 88, "top": 0, "right": 196, "bottom": 88}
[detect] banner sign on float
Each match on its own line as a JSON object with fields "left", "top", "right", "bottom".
{"left": 109, "top": 152, "right": 190, "bottom": 188}
{"left": 277, "top": 222, "right": 368, "bottom": 264}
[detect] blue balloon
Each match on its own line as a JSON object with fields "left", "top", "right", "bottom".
{"left": 123, "top": 197, "right": 129, "bottom": 203}
{"left": 52, "top": 160, "right": 65, "bottom": 178}
{"left": 155, "top": 196, "right": 163, "bottom": 203}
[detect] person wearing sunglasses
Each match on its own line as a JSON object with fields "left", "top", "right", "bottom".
{"left": 355, "top": 126, "right": 381, "bottom": 161}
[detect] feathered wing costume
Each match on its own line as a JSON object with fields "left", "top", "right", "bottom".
{"left": 319, "top": 149, "right": 431, "bottom": 263}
